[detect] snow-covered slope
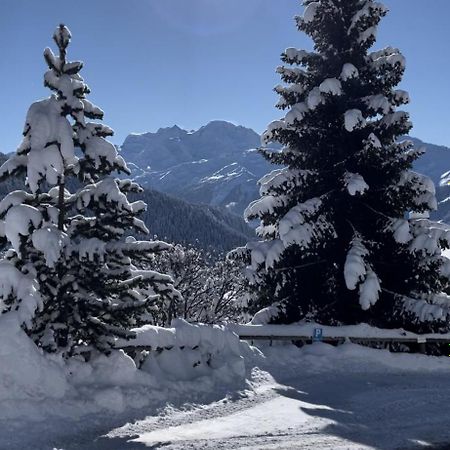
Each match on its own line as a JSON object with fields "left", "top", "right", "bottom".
{"left": 122, "top": 121, "right": 261, "bottom": 170}
{"left": 121, "top": 123, "right": 450, "bottom": 219}
{"left": 120, "top": 121, "right": 271, "bottom": 215}
{"left": 411, "top": 137, "right": 450, "bottom": 222}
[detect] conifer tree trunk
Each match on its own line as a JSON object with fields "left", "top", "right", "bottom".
{"left": 57, "top": 177, "right": 65, "bottom": 231}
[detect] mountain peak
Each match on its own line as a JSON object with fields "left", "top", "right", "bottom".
{"left": 203, "top": 120, "right": 239, "bottom": 129}
{"left": 155, "top": 124, "right": 187, "bottom": 135}
{"left": 121, "top": 120, "right": 262, "bottom": 172}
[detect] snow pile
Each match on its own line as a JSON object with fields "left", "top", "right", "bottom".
{"left": 0, "top": 315, "right": 68, "bottom": 420}
{"left": 257, "top": 339, "right": 450, "bottom": 377}
{"left": 249, "top": 305, "right": 281, "bottom": 325}
{"left": 116, "top": 319, "right": 246, "bottom": 382}
{"left": 0, "top": 317, "right": 249, "bottom": 422}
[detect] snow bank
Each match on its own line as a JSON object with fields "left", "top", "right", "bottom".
{"left": 0, "top": 314, "right": 68, "bottom": 420}
{"left": 0, "top": 316, "right": 249, "bottom": 422}
{"left": 256, "top": 340, "right": 450, "bottom": 376}
{"left": 116, "top": 319, "right": 246, "bottom": 382}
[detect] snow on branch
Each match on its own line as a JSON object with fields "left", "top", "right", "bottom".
{"left": 0, "top": 261, "right": 42, "bottom": 327}
{"left": 386, "top": 218, "right": 412, "bottom": 244}
{"left": 278, "top": 198, "right": 329, "bottom": 248}
{"left": 344, "top": 236, "right": 381, "bottom": 310}
{"left": 282, "top": 48, "right": 315, "bottom": 65}
{"left": 109, "top": 239, "right": 172, "bottom": 256}
{"left": 348, "top": 1, "right": 388, "bottom": 34}
{"left": 76, "top": 177, "right": 134, "bottom": 212}
{"left": 32, "top": 226, "right": 68, "bottom": 268}
{"left": 369, "top": 47, "right": 406, "bottom": 71}
{"left": 259, "top": 167, "right": 313, "bottom": 196}
{"left": 344, "top": 172, "right": 369, "bottom": 196}
{"left": 340, "top": 63, "right": 359, "bottom": 81}
{"left": 364, "top": 94, "right": 391, "bottom": 114}
{"left": 307, "top": 87, "right": 325, "bottom": 110}
{"left": 246, "top": 198, "right": 334, "bottom": 270}
{"left": 408, "top": 219, "right": 450, "bottom": 256}
{"left": 0, "top": 155, "right": 27, "bottom": 182}
{"left": 244, "top": 195, "right": 287, "bottom": 220}
{"left": 302, "top": 2, "right": 320, "bottom": 24}
{"left": 398, "top": 170, "right": 437, "bottom": 212}
{"left": 344, "top": 109, "right": 366, "bottom": 132}
{"left": 0, "top": 191, "right": 35, "bottom": 218}
{"left": 319, "top": 78, "right": 342, "bottom": 96}
{"left": 5, "top": 205, "right": 42, "bottom": 255}
{"left": 401, "top": 292, "right": 450, "bottom": 324}
{"left": 344, "top": 237, "right": 369, "bottom": 290}
{"left": 284, "top": 102, "right": 309, "bottom": 126}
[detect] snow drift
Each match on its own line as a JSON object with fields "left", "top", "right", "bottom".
{"left": 0, "top": 316, "right": 248, "bottom": 422}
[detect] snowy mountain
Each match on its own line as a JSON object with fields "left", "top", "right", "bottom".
{"left": 121, "top": 122, "right": 450, "bottom": 220}
{"left": 411, "top": 137, "right": 450, "bottom": 221}
{"left": 120, "top": 121, "right": 271, "bottom": 215}
{"left": 0, "top": 132, "right": 448, "bottom": 253}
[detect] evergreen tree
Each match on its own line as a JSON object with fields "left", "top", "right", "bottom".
{"left": 232, "top": 1, "right": 450, "bottom": 332}
{"left": 0, "top": 25, "right": 180, "bottom": 357}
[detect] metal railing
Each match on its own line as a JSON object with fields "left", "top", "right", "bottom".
{"left": 237, "top": 334, "right": 450, "bottom": 353}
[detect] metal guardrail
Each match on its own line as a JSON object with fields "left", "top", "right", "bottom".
{"left": 237, "top": 334, "right": 450, "bottom": 353}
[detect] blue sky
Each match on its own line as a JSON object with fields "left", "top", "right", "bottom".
{"left": 0, "top": 0, "right": 449, "bottom": 152}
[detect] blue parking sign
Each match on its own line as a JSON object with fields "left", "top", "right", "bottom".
{"left": 313, "top": 328, "right": 323, "bottom": 342}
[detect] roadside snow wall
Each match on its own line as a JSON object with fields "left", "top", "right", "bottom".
{"left": 116, "top": 318, "right": 246, "bottom": 381}
{"left": 0, "top": 316, "right": 248, "bottom": 421}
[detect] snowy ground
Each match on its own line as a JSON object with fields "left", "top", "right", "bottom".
{"left": 4, "top": 341, "right": 450, "bottom": 450}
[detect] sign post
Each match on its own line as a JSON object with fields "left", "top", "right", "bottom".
{"left": 313, "top": 328, "right": 323, "bottom": 342}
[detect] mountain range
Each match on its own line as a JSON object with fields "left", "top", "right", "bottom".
{"left": 121, "top": 121, "right": 270, "bottom": 216}
{"left": 120, "top": 121, "right": 450, "bottom": 221}
{"left": 1, "top": 122, "right": 450, "bottom": 253}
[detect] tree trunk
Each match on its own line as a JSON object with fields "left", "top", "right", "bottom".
{"left": 58, "top": 180, "right": 65, "bottom": 231}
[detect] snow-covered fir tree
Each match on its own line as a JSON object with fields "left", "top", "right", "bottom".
{"left": 232, "top": 1, "right": 450, "bottom": 332}
{"left": 0, "top": 25, "right": 180, "bottom": 358}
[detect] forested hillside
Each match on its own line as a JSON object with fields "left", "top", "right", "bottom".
{"left": 0, "top": 152, "right": 253, "bottom": 252}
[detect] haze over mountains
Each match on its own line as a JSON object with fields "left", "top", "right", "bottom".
{"left": 121, "top": 120, "right": 450, "bottom": 221}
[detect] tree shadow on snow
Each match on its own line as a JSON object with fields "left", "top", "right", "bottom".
{"left": 37, "top": 381, "right": 249, "bottom": 450}
{"left": 271, "top": 371, "right": 450, "bottom": 450}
